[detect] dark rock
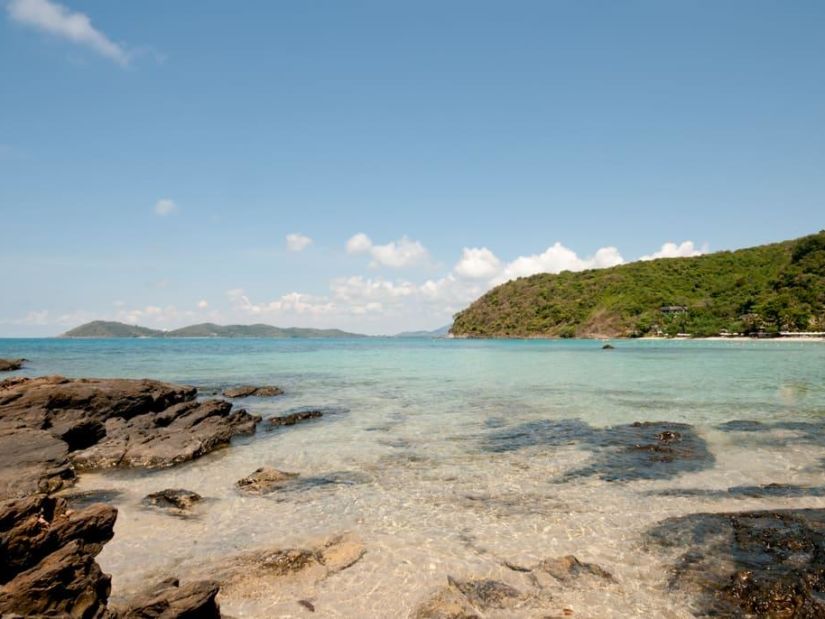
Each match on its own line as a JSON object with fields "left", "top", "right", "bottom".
{"left": 647, "top": 508, "right": 825, "bottom": 617}
{"left": 115, "top": 577, "right": 220, "bottom": 618}
{"left": 298, "top": 599, "right": 315, "bottom": 612}
{"left": 0, "top": 494, "right": 117, "bottom": 618}
{"left": 0, "top": 359, "right": 25, "bottom": 372}
{"left": 71, "top": 399, "right": 260, "bottom": 470}
{"left": 0, "top": 376, "right": 227, "bottom": 483}
{"left": 0, "top": 374, "right": 259, "bottom": 486}
{"left": 0, "top": 427, "right": 75, "bottom": 500}
{"left": 267, "top": 410, "right": 322, "bottom": 428}
{"left": 0, "top": 539, "right": 112, "bottom": 618}
{"left": 223, "top": 385, "right": 283, "bottom": 398}
{"left": 236, "top": 467, "right": 299, "bottom": 494}
{"left": 143, "top": 489, "right": 203, "bottom": 513}
{"left": 601, "top": 344, "right": 615, "bottom": 350}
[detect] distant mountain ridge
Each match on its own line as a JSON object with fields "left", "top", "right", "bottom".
{"left": 62, "top": 321, "right": 366, "bottom": 339}
{"left": 394, "top": 325, "right": 452, "bottom": 338}
{"left": 451, "top": 231, "right": 825, "bottom": 338}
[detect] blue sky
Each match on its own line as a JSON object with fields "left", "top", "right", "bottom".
{"left": 1, "top": 1, "right": 824, "bottom": 335}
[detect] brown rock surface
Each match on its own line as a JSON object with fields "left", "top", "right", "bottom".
{"left": 0, "top": 359, "right": 25, "bottom": 372}
{"left": 143, "top": 489, "right": 203, "bottom": 514}
{"left": 0, "top": 494, "right": 117, "bottom": 618}
{"left": 236, "top": 466, "right": 299, "bottom": 494}
{"left": 0, "top": 376, "right": 261, "bottom": 484}
{"left": 267, "top": 410, "right": 323, "bottom": 428}
{"left": 115, "top": 577, "right": 220, "bottom": 618}
{"left": 223, "top": 385, "right": 283, "bottom": 398}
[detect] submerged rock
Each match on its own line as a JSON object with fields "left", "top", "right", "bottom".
{"left": 200, "top": 532, "right": 365, "bottom": 600}
{"left": 0, "top": 359, "right": 25, "bottom": 372}
{"left": 115, "top": 577, "right": 220, "bottom": 618}
{"left": 143, "top": 489, "right": 203, "bottom": 513}
{"left": 484, "top": 418, "right": 713, "bottom": 482}
{"left": 236, "top": 467, "right": 299, "bottom": 494}
{"left": 0, "top": 494, "right": 117, "bottom": 618}
{"left": 223, "top": 385, "right": 284, "bottom": 398}
{"left": 412, "top": 577, "right": 527, "bottom": 618}
{"left": 267, "top": 410, "right": 323, "bottom": 428}
{"left": 647, "top": 508, "right": 825, "bottom": 617}
{"left": 535, "top": 555, "right": 614, "bottom": 584}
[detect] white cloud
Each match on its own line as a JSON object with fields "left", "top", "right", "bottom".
{"left": 286, "top": 233, "right": 313, "bottom": 252}
{"left": 197, "top": 299, "right": 209, "bottom": 309}
{"left": 153, "top": 198, "right": 177, "bottom": 216}
{"left": 8, "top": 0, "right": 129, "bottom": 65}
{"left": 346, "top": 233, "right": 372, "bottom": 255}
{"left": 454, "top": 247, "right": 502, "bottom": 280}
{"left": 227, "top": 288, "right": 334, "bottom": 317}
{"left": 346, "top": 233, "right": 429, "bottom": 268}
{"left": 639, "top": 240, "right": 706, "bottom": 261}
{"left": 494, "top": 242, "right": 624, "bottom": 284}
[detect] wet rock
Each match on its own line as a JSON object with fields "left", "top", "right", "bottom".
{"left": 535, "top": 555, "right": 614, "bottom": 583}
{"left": 115, "top": 577, "right": 220, "bottom": 618}
{"left": 0, "top": 494, "right": 117, "bottom": 618}
{"left": 267, "top": 410, "right": 323, "bottom": 428}
{"left": 601, "top": 344, "right": 615, "bottom": 350}
{"left": 72, "top": 399, "right": 260, "bottom": 470}
{"left": 647, "top": 508, "right": 825, "bottom": 617}
{"left": 0, "top": 359, "right": 25, "bottom": 372}
{"left": 223, "top": 385, "right": 283, "bottom": 398}
{"left": 236, "top": 467, "right": 299, "bottom": 494}
{"left": 143, "top": 489, "right": 203, "bottom": 513}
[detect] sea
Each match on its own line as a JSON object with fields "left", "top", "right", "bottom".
{"left": 2, "top": 337, "right": 825, "bottom": 617}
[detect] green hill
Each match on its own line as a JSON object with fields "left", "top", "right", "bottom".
{"left": 62, "top": 321, "right": 365, "bottom": 338}
{"left": 450, "top": 231, "right": 825, "bottom": 338}
{"left": 62, "top": 321, "right": 164, "bottom": 338}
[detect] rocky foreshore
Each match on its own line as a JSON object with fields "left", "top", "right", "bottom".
{"left": 4, "top": 371, "right": 825, "bottom": 617}
{"left": 0, "top": 374, "right": 264, "bottom": 617}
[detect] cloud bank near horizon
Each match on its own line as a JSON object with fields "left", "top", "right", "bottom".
{"left": 5, "top": 236, "right": 708, "bottom": 335}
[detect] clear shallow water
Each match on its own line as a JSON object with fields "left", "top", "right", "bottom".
{"left": 3, "top": 338, "right": 825, "bottom": 617}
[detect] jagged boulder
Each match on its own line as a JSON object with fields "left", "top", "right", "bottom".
{"left": 0, "top": 494, "right": 117, "bottom": 618}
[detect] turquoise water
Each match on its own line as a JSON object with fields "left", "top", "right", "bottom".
{"left": 3, "top": 338, "right": 825, "bottom": 617}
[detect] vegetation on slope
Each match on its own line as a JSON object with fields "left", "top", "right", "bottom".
{"left": 62, "top": 321, "right": 365, "bottom": 338}
{"left": 451, "top": 231, "right": 825, "bottom": 338}
{"left": 62, "top": 321, "right": 164, "bottom": 338}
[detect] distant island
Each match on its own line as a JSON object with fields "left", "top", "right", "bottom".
{"left": 394, "top": 325, "right": 452, "bottom": 338}
{"left": 62, "top": 321, "right": 367, "bottom": 339}
{"left": 451, "top": 230, "right": 825, "bottom": 339}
